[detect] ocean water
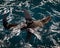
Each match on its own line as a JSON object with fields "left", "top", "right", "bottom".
{"left": 0, "top": 0, "right": 60, "bottom": 48}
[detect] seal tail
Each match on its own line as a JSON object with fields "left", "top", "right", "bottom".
{"left": 3, "top": 14, "right": 10, "bottom": 29}
{"left": 3, "top": 14, "right": 17, "bottom": 29}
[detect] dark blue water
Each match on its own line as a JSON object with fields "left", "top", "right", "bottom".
{"left": 0, "top": 0, "right": 60, "bottom": 48}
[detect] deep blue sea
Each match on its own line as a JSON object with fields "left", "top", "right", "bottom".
{"left": 0, "top": 0, "right": 60, "bottom": 48}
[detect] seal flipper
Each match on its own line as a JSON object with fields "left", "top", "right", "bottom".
{"left": 23, "top": 9, "right": 33, "bottom": 28}
{"left": 23, "top": 9, "right": 32, "bottom": 20}
{"left": 40, "top": 16, "right": 51, "bottom": 25}
{"left": 25, "top": 29, "right": 32, "bottom": 42}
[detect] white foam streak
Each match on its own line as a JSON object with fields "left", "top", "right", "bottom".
{"left": 25, "top": 1, "right": 30, "bottom": 8}
{"left": 50, "top": 22, "right": 60, "bottom": 33}
{"left": 29, "top": 28, "right": 41, "bottom": 40}
{"left": 3, "top": 8, "right": 9, "bottom": 14}
{"left": 7, "top": 16, "right": 13, "bottom": 23}
{"left": 52, "top": 9, "right": 60, "bottom": 15}
{"left": 24, "top": 43, "right": 32, "bottom": 48}
{"left": 11, "top": 24, "right": 21, "bottom": 36}
{"left": 51, "top": 30, "right": 60, "bottom": 33}
{"left": 0, "top": 26, "right": 3, "bottom": 31}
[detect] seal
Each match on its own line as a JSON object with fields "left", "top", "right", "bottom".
{"left": 3, "top": 9, "right": 51, "bottom": 42}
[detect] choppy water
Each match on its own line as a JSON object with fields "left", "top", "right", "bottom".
{"left": 0, "top": 0, "right": 60, "bottom": 48}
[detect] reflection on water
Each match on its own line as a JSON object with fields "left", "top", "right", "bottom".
{"left": 0, "top": 0, "right": 60, "bottom": 48}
